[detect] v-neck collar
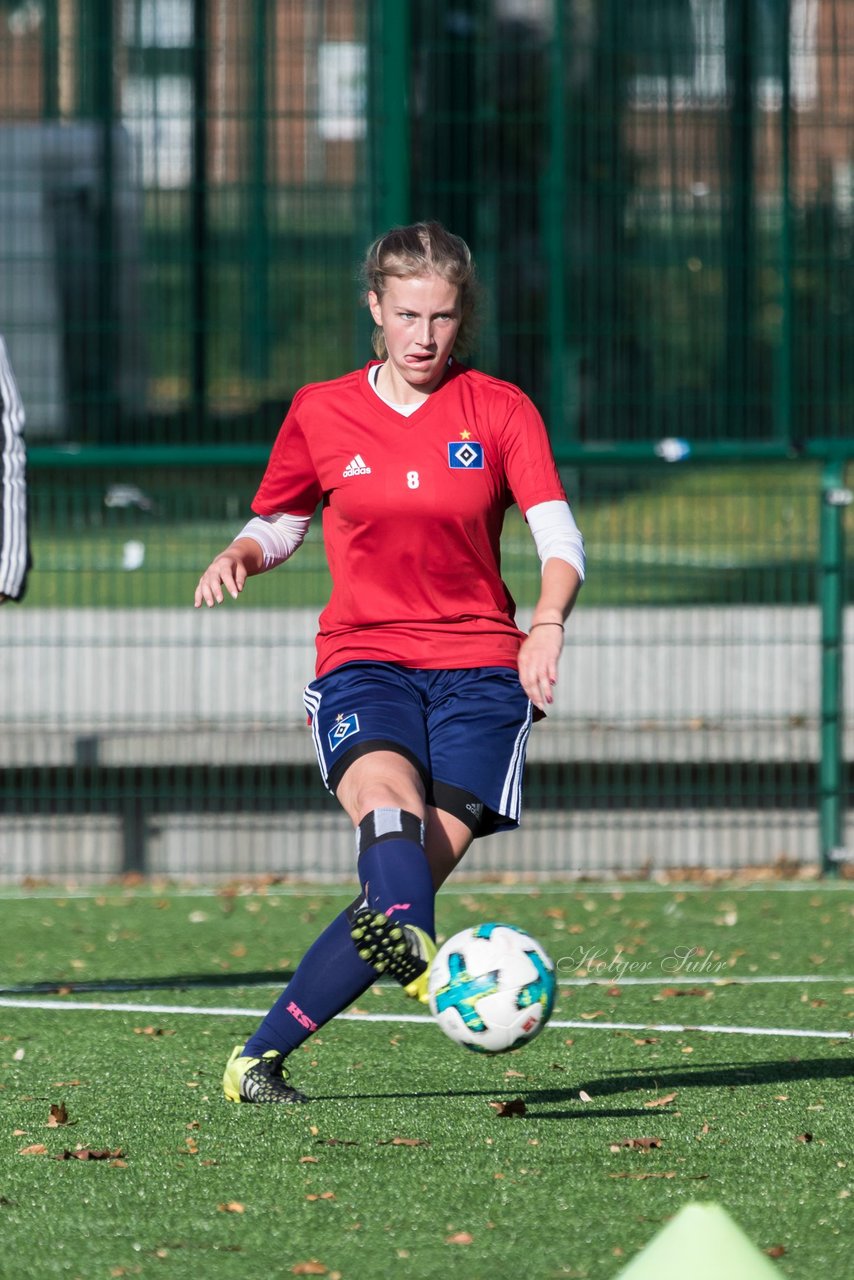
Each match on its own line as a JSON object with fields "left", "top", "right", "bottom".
{"left": 359, "top": 359, "right": 461, "bottom": 427}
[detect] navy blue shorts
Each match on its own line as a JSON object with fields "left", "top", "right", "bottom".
{"left": 303, "top": 662, "right": 533, "bottom": 836}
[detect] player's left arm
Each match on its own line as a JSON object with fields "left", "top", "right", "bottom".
{"left": 517, "top": 500, "right": 585, "bottom": 711}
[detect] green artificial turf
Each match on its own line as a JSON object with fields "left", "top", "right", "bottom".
{"left": 1, "top": 883, "right": 852, "bottom": 1280}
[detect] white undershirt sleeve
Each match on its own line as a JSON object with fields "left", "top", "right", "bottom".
{"left": 234, "top": 512, "right": 312, "bottom": 570}
{"left": 525, "top": 499, "right": 586, "bottom": 582}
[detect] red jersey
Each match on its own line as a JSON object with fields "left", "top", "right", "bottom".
{"left": 252, "top": 360, "right": 566, "bottom": 678}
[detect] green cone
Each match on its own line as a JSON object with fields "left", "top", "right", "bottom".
{"left": 614, "top": 1202, "right": 784, "bottom": 1280}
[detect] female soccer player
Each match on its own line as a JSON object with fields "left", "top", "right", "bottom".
{"left": 194, "top": 222, "right": 585, "bottom": 1103}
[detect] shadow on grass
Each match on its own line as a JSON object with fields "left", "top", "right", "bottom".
{"left": 576, "top": 1056, "right": 854, "bottom": 1097}
{"left": 314, "top": 1057, "right": 853, "bottom": 1115}
{"left": 308, "top": 1083, "right": 658, "bottom": 1120}
{"left": 0, "top": 970, "right": 295, "bottom": 995}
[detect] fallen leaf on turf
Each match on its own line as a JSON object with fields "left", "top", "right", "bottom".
{"left": 765, "top": 1246, "right": 787, "bottom": 1258}
{"left": 299, "top": 1156, "right": 319, "bottom": 1164}
{"left": 609, "top": 1137, "right": 663, "bottom": 1151}
{"left": 377, "top": 1136, "right": 429, "bottom": 1146}
{"left": 504, "top": 1070, "right": 526, "bottom": 1079}
{"left": 796, "top": 1133, "right": 813, "bottom": 1143}
{"left": 18, "top": 1144, "right": 48, "bottom": 1156}
{"left": 657, "top": 987, "right": 710, "bottom": 999}
{"left": 12, "top": 1129, "right": 26, "bottom": 1137}
{"left": 633, "top": 1037, "right": 659, "bottom": 1045}
{"left": 445, "top": 1232, "right": 474, "bottom": 1245}
{"left": 218, "top": 1202, "right": 245, "bottom": 1213}
{"left": 609, "top": 1171, "right": 677, "bottom": 1180}
{"left": 644, "top": 1092, "right": 678, "bottom": 1108}
{"left": 578, "top": 1090, "right": 593, "bottom": 1102}
{"left": 133, "top": 1026, "right": 174, "bottom": 1037}
{"left": 46, "top": 1103, "right": 70, "bottom": 1127}
{"left": 318, "top": 1138, "right": 358, "bottom": 1147}
{"left": 579, "top": 1010, "right": 605, "bottom": 1020}
{"left": 291, "top": 1263, "right": 327, "bottom": 1275}
{"left": 57, "top": 1146, "right": 124, "bottom": 1161}
{"left": 306, "top": 1192, "right": 336, "bottom": 1201}
{"left": 488, "top": 1099, "right": 527, "bottom": 1117}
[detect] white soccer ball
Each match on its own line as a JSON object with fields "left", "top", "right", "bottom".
{"left": 427, "top": 923, "right": 556, "bottom": 1054}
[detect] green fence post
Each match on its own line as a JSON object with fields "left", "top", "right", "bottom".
{"left": 76, "top": 0, "right": 117, "bottom": 440}
{"left": 377, "top": 0, "right": 410, "bottom": 229}
{"left": 724, "top": 0, "right": 755, "bottom": 440}
{"left": 192, "top": 0, "right": 209, "bottom": 435}
{"left": 246, "top": 0, "right": 270, "bottom": 383}
{"left": 775, "top": 0, "right": 793, "bottom": 447}
{"left": 819, "top": 459, "right": 850, "bottom": 876}
{"left": 42, "top": 0, "right": 59, "bottom": 120}
{"left": 545, "top": 0, "right": 569, "bottom": 445}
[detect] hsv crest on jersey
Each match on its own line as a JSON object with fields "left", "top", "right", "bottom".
{"left": 328, "top": 712, "right": 360, "bottom": 750}
{"left": 447, "top": 441, "right": 484, "bottom": 469}
{"left": 343, "top": 454, "right": 372, "bottom": 477}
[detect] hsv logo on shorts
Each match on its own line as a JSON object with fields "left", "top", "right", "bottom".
{"left": 447, "top": 440, "right": 484, "bottom": 469}
{"left": 328, "top": 712, "right": 360, "bottom": 751}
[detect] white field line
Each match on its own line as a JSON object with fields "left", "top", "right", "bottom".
{"left": 1, "top": 974, "right": 851, "bottom": 996}
{"left": 0, "top": 880, "right": 852, "bottom": 902}
{"left": 0, "top": 996, "right": 850, "bottom": 1040}
{"left": 557, "top": 974, "right": 854, "bottom": 986}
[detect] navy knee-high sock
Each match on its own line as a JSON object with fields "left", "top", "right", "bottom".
{"left": 242, "top": 904, "right": 377, "bottom": 1059}
{"left": 356, "top": 808, "right": 435, "bottom": 938}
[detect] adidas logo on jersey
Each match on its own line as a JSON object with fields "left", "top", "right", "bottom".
{"left": 343, "top": 454, "right": 371, "bottom": 477}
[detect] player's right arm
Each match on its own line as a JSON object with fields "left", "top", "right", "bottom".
{"left": 194, "top": 511, "right": 311, "bottom": 607}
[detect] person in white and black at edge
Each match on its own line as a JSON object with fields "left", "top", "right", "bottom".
{"left": 0, "top": 335, "right": 31, "bottom": 604}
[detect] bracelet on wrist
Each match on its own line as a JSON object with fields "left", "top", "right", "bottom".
{"left": 528, "top": 621, "right": 565, "bottom": 632}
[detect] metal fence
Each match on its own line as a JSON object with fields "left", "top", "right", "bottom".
{"left": 0, "top": 1, "right": 852, "bottom": 447}
{"left": 1, "top": 1, "right": 852, "bottom": 879}
{"left": 2, "top": 446, "right": 850, "bottom": 880}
